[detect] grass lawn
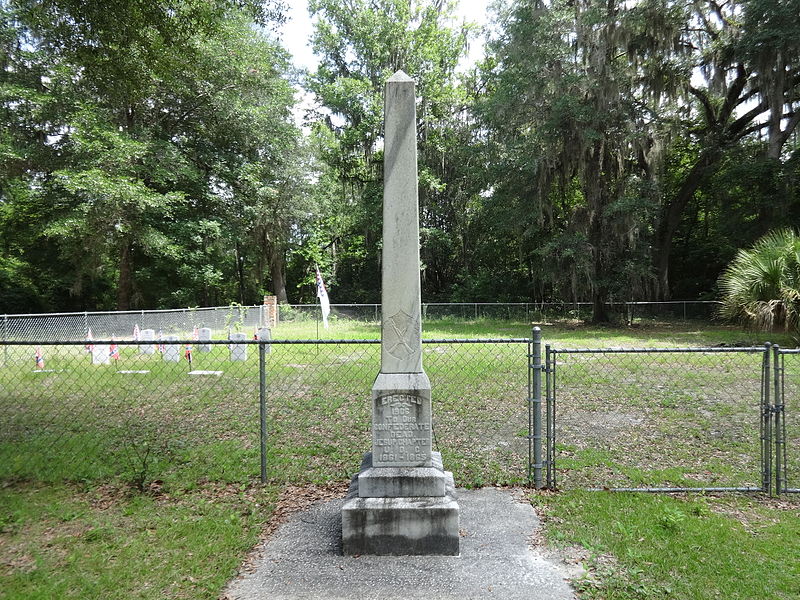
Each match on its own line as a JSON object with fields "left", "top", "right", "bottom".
{"left": 534, "top": 491, "right": 800, "bottom": 600}
{"left": 1, "top": 317, "right": 798, "bottom": 599}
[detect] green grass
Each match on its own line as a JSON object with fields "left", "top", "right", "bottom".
{"left": 0, "top": 482, "right": 278, "bottom": 600}
{"left": 1, "top": 317, "right": 798, "bottom": 599}
{"left": 534, "top": 490, "right": 800, "bottom": 600}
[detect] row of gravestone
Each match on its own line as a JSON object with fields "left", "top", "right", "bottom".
{"left": 89, "top": 327, "right": 272, "bottom": 365}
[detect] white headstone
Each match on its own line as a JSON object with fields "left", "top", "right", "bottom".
{"left": 139, "top": 328, "right": 155, "bottom": 354}
{"left": 92, "top": 345, "right": 110, "bottom": 365}
{"left": 198, "top": 327, "right": 212, "bottom": 352}
{"left": 162, "top": 334, "right": 180, "bottom": 362}
{"left": 229, "top": 332, "right": 247, "bottom": 361}
{"left": 258, "top": 327, "right": 271, "bottom": 354}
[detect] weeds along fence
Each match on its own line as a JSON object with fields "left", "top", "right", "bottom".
{"left": 1, "top": 301, "right": 721, "bottom": 342}
{"left": 1, "top": 335, "right": 794, "bottom": 494}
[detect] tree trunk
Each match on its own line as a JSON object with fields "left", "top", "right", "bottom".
{"left": 117, "top": 241, "right": 133, "bottom": 310}
{"left": 591, "top": 288, "right": 610, "bottom": 324}
{"left": 270, "top": 251, "right": 288, "bottom": 303}
{"left": 234, "top": 242, "right": 245, "bottom": 304}
{"left": 585, "top": 141, "right": 610, "bottom": 324}
{"left": 589, "top": 219, "right": 609, "bottom": 324}
{"left": 653, "top": 149, "right": 720, "bottom": 300}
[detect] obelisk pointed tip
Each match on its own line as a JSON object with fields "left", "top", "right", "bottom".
{"left": 388, "top": 70, "right": 414, "bottom": 83}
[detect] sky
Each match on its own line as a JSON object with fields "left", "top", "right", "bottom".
{"left": 274, "top": 0, "right": 494, "bottom": 125}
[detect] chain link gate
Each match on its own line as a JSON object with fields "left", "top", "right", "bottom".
{"left": 776, "top": 347, "right": 798, "bottom": 494}
{"left": 541, "top": 345, "right": 773, "bottom": 493}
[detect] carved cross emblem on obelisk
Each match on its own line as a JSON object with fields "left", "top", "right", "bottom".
{"left": 384, "top": 310, "right": 419, "bottom": 360}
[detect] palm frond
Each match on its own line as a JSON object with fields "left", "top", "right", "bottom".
{"left": 718, "top": 228, "right": 800, "bottom": 336}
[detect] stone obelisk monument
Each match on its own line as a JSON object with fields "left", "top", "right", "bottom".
{"left": 341, "top": 71, "right": 460, "bottom": 556}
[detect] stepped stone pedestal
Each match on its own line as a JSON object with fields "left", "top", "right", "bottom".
{"left": 342, "top": 452, "right": 459, "bottom": 556}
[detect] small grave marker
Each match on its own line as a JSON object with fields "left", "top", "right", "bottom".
{"left": 162, "top": 335, "right": 180, "bottom": 362}
{"left": 229, "top": 332, "right": 247, "bottom": 361}
{"left": 139, "top": 329, "right": 156, "bottom": 354}
{"left": 257, "top": 327, "right": 271, "bottom": 354}
{"left": 92, "top": 345, "right": 110, "bottom": 365}
{"left": 198, "top": 327, "right": 212, "bottom": 352}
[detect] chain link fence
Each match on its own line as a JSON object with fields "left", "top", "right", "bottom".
{"left": 279, "top": 301, "right": 721, "bottom": 324}
{"left": 1, "top": 301, "right": 722, "bottom": 342}
{"left": 0, "top": 339, "right": 529, "bottom": 488}
{"left": 2, "top": 333, "right": 794, "bottom": 494}
{"left": 1, "top": 305, "right": 269, "bottom": 341}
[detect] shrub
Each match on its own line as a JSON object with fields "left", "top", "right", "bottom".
{"left": 719, "top": 228, "right": 800, "bottom": 338}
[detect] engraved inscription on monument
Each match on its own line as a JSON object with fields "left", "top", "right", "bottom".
{"left": 373, "top": 392, "right": 431, "bottom": 464}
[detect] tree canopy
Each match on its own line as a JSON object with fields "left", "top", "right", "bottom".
{"left": 1, "top": 0, "right": 798, "bottom": 320}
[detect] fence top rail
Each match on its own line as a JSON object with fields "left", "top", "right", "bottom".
{"left": 587, "top": 486, "right": 764, "bottom": 493}
{"left": 1, "top": 337, "right": 529, "bottom": 346}
{"left": 1, "top": 299, "right": 723, "bottom": 319}
{"left": 285, "top": 300, "right": 720, "bottom": 308}
{"left": 2, "top": 305, "right": 263, "bottom": 319}
{"left": 551, "top": 346, "right": 769, "bottom": 354}
{"left": 778, "top": 348, "right": 800, "bottom": 354}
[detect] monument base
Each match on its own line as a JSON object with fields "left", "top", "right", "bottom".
{"left": 358, "top": 452, "right": 446, "bottom": 497}
{"left": 342, "top": 452, "right": 460, "bottom": 556}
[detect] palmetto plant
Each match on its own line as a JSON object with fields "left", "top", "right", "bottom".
{"left": 719, "top": 229, "right": 800, "bottom": 338}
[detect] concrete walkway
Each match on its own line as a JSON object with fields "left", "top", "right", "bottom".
{"left": 224, "top": 488, "right": 576, "bottom": 600}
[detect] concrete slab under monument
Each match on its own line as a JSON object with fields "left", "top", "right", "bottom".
{"left": 225, "top": 487, "right": 577, "bottom": 600}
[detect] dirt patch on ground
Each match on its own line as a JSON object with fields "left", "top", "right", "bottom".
{"left": 559, "top": 409, "right": 644, "bottom": 444}
{"left": 700, "top": 494, "right": 800, "bottom": 534}
{"left": 0, "top": 517, "right": 92, "bottom": 576}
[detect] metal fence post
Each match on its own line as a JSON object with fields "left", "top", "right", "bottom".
{"left": 529, "top": 326, "right": 543, "bottom": 489}
{"left": 2, "top": 314, "right": 7, "bottom": 367}
{"left": 259, "top": 341, "right": 268, "bottom": 484}
{"left": 774, "top": 345, "right": 785, "bottom": 494}
{"left": 761, "top": 343, "right": 773, "bottom": 495}
{"left": 545, "top": 343, "right": 554, "bottom": 489}
{"left": 527, "top": 333, "right": 533, "bottom": 485}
